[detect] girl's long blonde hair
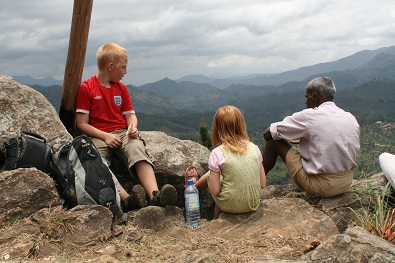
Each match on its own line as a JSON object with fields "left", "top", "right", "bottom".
{"left": 211, "top": 105, "right": 250, "bottom": 154}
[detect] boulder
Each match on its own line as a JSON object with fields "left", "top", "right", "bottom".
{"left": 0, "top": 168, "right": 60, "bottom": 226}
{"left": 0, "top": 75, "right": 72, "bottom": 150}
{"left": 303, "top": 226, "right": 395, "bottom": 262}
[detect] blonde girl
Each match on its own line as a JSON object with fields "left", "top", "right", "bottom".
{"left": 186, "top": 105, "right": 266, "bottom": 219}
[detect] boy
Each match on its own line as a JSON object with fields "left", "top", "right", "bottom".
{"left": 76, "top": 42, "right": 177, "bottom": 211}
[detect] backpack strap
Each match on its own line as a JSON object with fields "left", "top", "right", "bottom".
{"left": 21, "top": 130, "right": 47, "bottom": 143}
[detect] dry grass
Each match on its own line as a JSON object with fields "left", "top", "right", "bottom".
{"left": 351, "top": 183, "right": 395, "bottom": 243}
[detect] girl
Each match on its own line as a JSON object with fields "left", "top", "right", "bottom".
{"left": 186, "top": 105, "right": 266, "bottom": 219}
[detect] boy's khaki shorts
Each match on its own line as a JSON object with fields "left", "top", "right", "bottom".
{"left": 90, "top": 129, "right": 154, "bottom": 171}
{"left": 285, "top": 148, "right": 353, "bottom": 197}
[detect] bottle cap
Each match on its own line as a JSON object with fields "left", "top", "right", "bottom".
{"left": 187, "top": 179, "right": 194, "bottom": 185}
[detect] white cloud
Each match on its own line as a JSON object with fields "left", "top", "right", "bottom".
{"left": 0, "top": 0, "right": 395, "bottom": 85}
{"left": 208, "top": 55, "right": 256, "bottom": 68}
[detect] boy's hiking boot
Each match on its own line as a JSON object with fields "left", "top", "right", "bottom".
{"left": 123, "top": 184, "right": 148, "bottom": 212}
{"left": 150, "top": 184, "right": 178, "bottom": 207}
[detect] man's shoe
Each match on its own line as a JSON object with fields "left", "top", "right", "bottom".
{"left": 123, "top": 184, "right": 148, "bottom": 212}
{"left": 150, "top": 184, "right": 178, "bottom": 207}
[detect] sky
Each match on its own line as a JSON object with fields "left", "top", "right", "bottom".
{"left": 1, "top": 0, "right": 395, "bottom": 86}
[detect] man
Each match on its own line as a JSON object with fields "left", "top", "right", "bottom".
{"left": 262, "top": 76, "right": 360, "bottom": 197}
{"left": 76, "top": 43, "right": 177, "bottom": 211}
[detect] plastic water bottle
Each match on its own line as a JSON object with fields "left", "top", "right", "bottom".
{"left": 184, "top": 179, "right": 200, "bottom": 228}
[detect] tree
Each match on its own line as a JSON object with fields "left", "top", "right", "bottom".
{"left": 199, "top": 118, "right": 212, "bottom": 149}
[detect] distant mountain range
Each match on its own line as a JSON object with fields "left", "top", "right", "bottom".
{"left": 175, "top": 46, "right": 395, "bottom": 89}
{"left": 12, "top": 75, "right": 63, "bottom": 87}
{"left": 137, "top": 45, "right": 395, "bottom": 115}
{"left": 12, "top": 46, "right": 395, "bottom": 89}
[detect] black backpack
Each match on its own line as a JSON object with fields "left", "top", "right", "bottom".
{"left": 49, "top": 135, "right": 122, "bottom": 216}
{"left": 2, "top": 131, "right": 52, "bottom": 173}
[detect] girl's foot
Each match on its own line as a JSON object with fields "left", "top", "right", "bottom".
{"left": 184, "top": 166, "right": 199, "bottom": 187}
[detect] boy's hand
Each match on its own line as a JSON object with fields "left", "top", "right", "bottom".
{"left": 104, "top": 133, "right": 122, "bottom": 148}
{"left": 126, "top": 123, "right": 133, "bottom": 135}
{"left": 128, "top": 127, "right": 139, "bottom": 139}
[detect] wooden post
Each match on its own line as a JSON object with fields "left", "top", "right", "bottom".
{"left": 59, "top": 0, "right": 93, "bottom": 136}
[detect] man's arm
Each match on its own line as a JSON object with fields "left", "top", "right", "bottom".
{"left": 263, "top": 127, "right": 273, "bottom": 141}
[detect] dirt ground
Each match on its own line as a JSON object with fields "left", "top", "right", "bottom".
{"left": 2, "top": 217, "right": 310, "bottom": 263}
{"left": 34, "top": 220, "right": 316, "bottom": 263}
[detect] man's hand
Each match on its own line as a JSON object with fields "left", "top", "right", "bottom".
{"left": 290, "top": 139, "right": 300, "bottom": 144}
{"left": 104, "top": 133, "right": 122, "bottom": 148}
{"left": 263, "top": 127, "right": 273, "bottom": 141}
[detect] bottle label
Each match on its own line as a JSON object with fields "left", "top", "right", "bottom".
{"left": 185, "top": 194, "right": 199, "bottom": 209}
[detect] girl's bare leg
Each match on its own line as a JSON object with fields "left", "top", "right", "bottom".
{"left": 213, "top": 203, "right": 221, "bottom": 219}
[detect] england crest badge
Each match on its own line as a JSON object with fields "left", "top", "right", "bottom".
{"left": 114, "top": 96, "right": 122, "bottom": 106}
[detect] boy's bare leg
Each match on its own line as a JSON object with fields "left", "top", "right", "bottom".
{"left": 134, "top": 160, "right": 159, "bottom": 200}
{"left": 119, "top": 185, "right": 129, "bottom": 200}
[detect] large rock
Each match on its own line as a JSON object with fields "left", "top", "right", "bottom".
{"left": 0, "top": 75, "right": 72, "bottom": 150}
{"left": 303, "top": 226, "right": 395, "bottom": 262}
{"left": 132, "top": 205, "right": 185, "bottom": 231}
{"left": 0, "top": 168, "right": 60, "bottom": 226}
{"left": 1, "top": 205, "right": 118, "bottom": 260}
{"left": 111, "top": 131, "right": 211, "bottom": 209}
{"left": 202, "top": 198, "right": 339, "bottom": 259}
{"left": 114, "top": 131, "right": 213, "bottom": 219}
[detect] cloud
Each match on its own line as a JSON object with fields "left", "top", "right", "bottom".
{"left": 1, "top": 0, "right": 395, "bottom": 86}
